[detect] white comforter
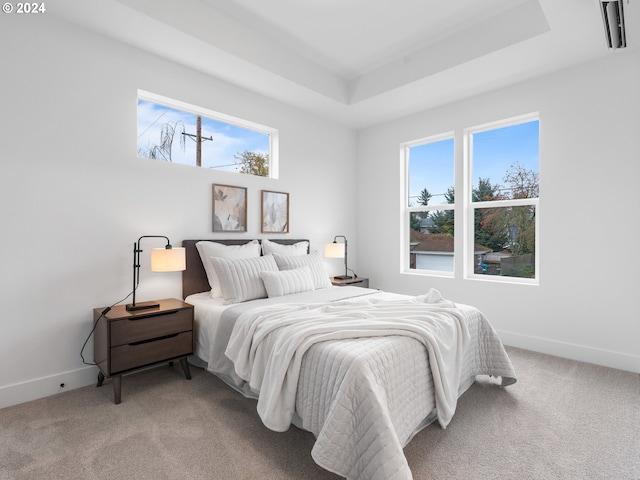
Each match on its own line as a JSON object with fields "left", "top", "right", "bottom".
{"left": 227, "top": 289, "right": 468, "bottom": 431}
{"left": 222, "top": 288, "right": 516, "bottom": 480}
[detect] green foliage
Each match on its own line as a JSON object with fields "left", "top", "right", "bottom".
{"left": 472, "top": 163, "right": 538, "bottom": 254}
{"left": 235, "top": 151, "right": 269, "bottom": 177}
{"left": 417, "top": 188, "right": 432, "bottom": 206}
{"left": 428, "top": 187, "right": 455, "bottom": 235}
{"left": 410, "top": 212, "right": 422, "bottom": 232}
{"left": 416, "top": 162, "right": 538, "bottom": 253}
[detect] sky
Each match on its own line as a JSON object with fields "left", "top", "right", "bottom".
{"left": 137, "top": 99, "right": 270, "bottom": 172}
{"left": 408, "top": 120, "right": 539, "bottom": 205}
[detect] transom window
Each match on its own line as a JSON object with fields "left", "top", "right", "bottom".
{"left": 137, "top": 91, "right": 278, "bottom": 178}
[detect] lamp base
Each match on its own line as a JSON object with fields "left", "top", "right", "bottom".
{"left": 126, "top": 301, "right": 160, "bottom": 312}
{"left": 334, "top": 275, "right": 353, "bottom": 280}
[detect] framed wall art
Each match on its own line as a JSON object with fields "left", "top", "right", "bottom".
{"left": 212, "top": 184, "right": 247, "bottom": 232}
{"left": 261, "top": 190, "right": 289, "bottom": 233}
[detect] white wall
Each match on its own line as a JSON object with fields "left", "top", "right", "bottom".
{"left": 0, "top": 15, "right": 358, "bottom": 408}
{"left": 2, "top": 12, "right": 637, "bottom": 411}
{"left": 356, "top": 52, "right": 640, "bottom": 373}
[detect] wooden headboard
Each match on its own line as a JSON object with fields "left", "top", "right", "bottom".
{"left": 181, "top": 239, "right": 310, "bottom": 299}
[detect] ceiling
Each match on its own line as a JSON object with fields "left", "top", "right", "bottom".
{"left": 51, "top": 0, "right": 638, "bottom": 128}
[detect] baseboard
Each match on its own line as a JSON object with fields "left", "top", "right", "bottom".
{"left": 497, "top": 329, "right": 640, "bottom": 374}
{"left": 0, "top": 366, "right": 99, "bottom": 410}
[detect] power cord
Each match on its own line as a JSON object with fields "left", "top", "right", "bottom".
{"left": 80, "top": 290, "right": 133, "bottom": 366}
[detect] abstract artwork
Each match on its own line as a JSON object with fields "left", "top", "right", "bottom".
{"left": 261, "top": 190, "right": 289, "bottom": 233}
{"left": 213, "top": 184, "right": 247, "bottom": 232}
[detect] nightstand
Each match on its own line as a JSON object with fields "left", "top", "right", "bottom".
{"left": 93, "top": 298, "right": 194, "bottom": 404}
{"left": 331, "top": 277, "right": 369, "bottom": 288}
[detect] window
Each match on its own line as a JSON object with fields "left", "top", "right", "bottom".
{"left": 401, "top": 114, "right": 539, "bottom": 284}
{"left": 137, "top": 91, "right": 278, "bottom": 178}
{"left": 466, "top": 116, "right": 539, "bottom": 283}
{"left": 403, "top": 135, "right": 455, "bottom": 275}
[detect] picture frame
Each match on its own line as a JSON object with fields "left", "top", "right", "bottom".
{"left": 261, "top": 190, "right": 289, "bottom": 233}
{"left": 212, "top": 184, "right": 247, "bottom": 232}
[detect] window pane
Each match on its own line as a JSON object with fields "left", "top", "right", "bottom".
{"left": 408, "top": 138, "right": 454, "bottom": 207}
{"left": 408, "top": 211, "right": 455, "bottom": 272}
{"left": 472, "top": 120, "right": 539, "bottom": 201}
{"left": 473, "top": 206, "right": 536, "bottom": 278}
{"left": 137, "top": 99, "right": 272, "bottom": 177}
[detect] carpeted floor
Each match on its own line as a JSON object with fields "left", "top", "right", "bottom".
{"left": 0, "top": 347, "right": 638, "bottom": 480}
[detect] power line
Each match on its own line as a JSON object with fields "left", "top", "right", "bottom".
{"left": 210, "top": 161, "right": 241, "bottom": 169}
{"left": 137, "top": 107, "right": 170, "bottom": 139}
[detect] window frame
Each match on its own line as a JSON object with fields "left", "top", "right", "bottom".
{"left": 463, "top": 113, "right": 540, "bottom": 285}
{"left": 138, "top": 90, "right": 280, "bottom": 178}
{"left": 401, "top": 132, "right": 456, "bottom": 278}
{"left": 400, "top": 113, "right": 540, "bottom": 285}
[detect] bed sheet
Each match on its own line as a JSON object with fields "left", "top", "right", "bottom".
{"left": 184, "top": 292, "right": 226, "bottom": 365}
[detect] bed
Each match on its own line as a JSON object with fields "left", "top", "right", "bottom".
{"left": 182, "top": 238, "right": 517, "bottom": 480}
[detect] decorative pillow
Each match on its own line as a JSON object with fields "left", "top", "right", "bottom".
{"left": 260, "top": 267, "right": 315, "bottom": 298}
{"left": 212, "top": 254, "right": 278, "bottom": 304}
{"left": 196, "top": 240, "right": 260, "bottom": 298}
{"left": 261, "top": 239, "right": 309, "bottom": 256}
{"left": 272, "top": 251, "right": 332, "bottom": 290}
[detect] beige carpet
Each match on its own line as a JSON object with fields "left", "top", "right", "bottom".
{"left": 1, "top": 347, "right": 638, "bottom": 480}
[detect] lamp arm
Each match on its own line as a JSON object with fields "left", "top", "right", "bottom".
{"left": 131, "top": 235, "right": 173, "bottom": 308}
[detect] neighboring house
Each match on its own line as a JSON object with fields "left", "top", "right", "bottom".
{"left": 419, "top": 217, "right": 434, "bottom": 234}
{"left": 410, "top": 232, "right": 491, "bottom": 271}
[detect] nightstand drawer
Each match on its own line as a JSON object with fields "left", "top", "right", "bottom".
{"left": 110, "top": 308, "right": 192, "bottom": 346}
{"left": 331, "top": 277, "right": 369, "bottom": 288}
{"left": 110, "top": 331, "right": 193, "bottom": 373}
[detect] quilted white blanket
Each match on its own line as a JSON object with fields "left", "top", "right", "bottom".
{"left": 224, "top": 289, "right": 517, "bottom": 480}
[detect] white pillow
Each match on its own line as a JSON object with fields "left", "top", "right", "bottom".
{"left": 212, "top": 254, "right": 278, "bottom": 304}
{"left": 261, "top": 239, "right": 309, "bottom": 256}
{"left": 196, "top": 240, "right": 260, "bottom": 298}
{"left": 272, "top": 251, "right": 332, "bottom": 290}
{"left": 260, "top": 267, "right": 315, "bottom": 298}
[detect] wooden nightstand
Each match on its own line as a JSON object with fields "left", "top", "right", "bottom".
{"left": 331, "top": 277, "right": 370, "bottom": 288}
{"left": 93, "top": 298, "right": 194, "bottom": 404}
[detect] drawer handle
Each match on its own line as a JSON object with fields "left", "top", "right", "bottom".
{"left": 129, "top": 333, "right": 179, "bottom": 346}
{"left": 128, "top": 309, "right": 180, "bottom": 321}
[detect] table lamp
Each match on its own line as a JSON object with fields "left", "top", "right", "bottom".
{"left": 324, "top": 235, "right": 356, "bottom": 280}
{"left": 126, "top": 235, "right": 186, "bottom": 311}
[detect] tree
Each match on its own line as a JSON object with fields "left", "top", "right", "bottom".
{"left": 501, "top": 162, "right": 537, "bottom": 255}
{"left": 503, "top": 162, "right": 539, "bottom": 199}
{"left": 473, "top": 163, "right": 538, "bottom": 254}
{"left": 473, "top": 177, "right": 502, "bottom": 202}
{"left": 472, "top": 178, "right": 507, "bottom": 251}
{"left": 417, "top": 188, "right": 432, "bottom": 223}
{"left": 410, "top": 212, "right": 422, "bottom": 232}
{"left": 138, "top": 121, "right": 185, "bottom": 162}
{"left": 417, "top": 188, "right": 432, "bottom": 207}
{"left": 429, "top": 187, "right": 455, "bottom": 235}
{"left": 235, "top": 151, "right": 269, "bottom": 177}
{"left": 410, "top": 188, "right": 432, "bottom": 232}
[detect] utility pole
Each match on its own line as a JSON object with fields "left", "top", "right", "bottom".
{"left": 182, "top": 116, "right": 212, "bottom": 167}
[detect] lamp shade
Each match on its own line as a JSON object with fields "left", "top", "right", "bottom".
{"left": 150, "top": 247, "right": 186, "bottom": 272}
{"left": 324, "top": 242, "right": 345, "bottom": 259}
